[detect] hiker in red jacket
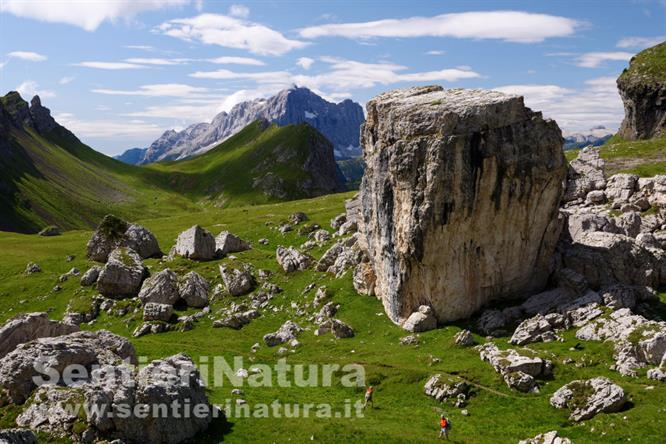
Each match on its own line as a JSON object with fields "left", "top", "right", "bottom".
{"left": 363, "top": 386, "right": 374, "bottom": 409}
{"left": 439, "top": 414, "right": 451, "bottom": 439}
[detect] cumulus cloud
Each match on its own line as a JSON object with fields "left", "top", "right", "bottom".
{"left": 495, "top": 77, "right": 623, "bottom": 132}
{"left": 7, "top": 51, "right": 47, "bottom": 62}
{"left": 207, "top": 56, "right": 264, "bottom": 65}
{"left": 616, "top": 36, "right": 665, "bottom": 49}
{"left": 228, "top": 4, "right": 249, "bottom": 18}
{"left": 157, "top": 13, "right": 308, "bottom": 55}
{"left": 0, "top": 0, "right": 189, "bottom": 31}
{"left": 16, "top": 80, "right": 55, "bottom": 99}
{"left": 191, "top": 57, "right": 481, "bottom": 91}
{"left": 298, "top": 11, "right": 580, "bottom": 43}
{"left": 574, "top": 51, "right": 633, "bottom": 68}
{"left": 92, "top": 83, "right": 209, "bottom": 97}
{"left": 296, "top": 57, "right": 315, "bottom": 70}
{"left": 75, "top": 61, "right": 146, "bottom": 70}
{"left": 54, "top": 112, "right": 164, "bottom": 139}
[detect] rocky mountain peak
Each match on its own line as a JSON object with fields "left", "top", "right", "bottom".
{"left": 0, "top": 92, "right": 57, "bottom": 134}
{"left": 123, "top": 86, "right": 365, "bottom": 165}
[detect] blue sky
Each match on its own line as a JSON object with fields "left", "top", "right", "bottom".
{"left": 1, "top": 0, "right": 664, "bottom": 156}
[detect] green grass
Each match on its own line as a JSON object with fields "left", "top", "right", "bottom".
{"left": 599, "top": 134, "right": 666, "bottom": 176}
{"left": 619, "top": 41, "right": 666, "bottom": 84}
{"left": 0, "top": 192, "right": 664, "bottom": 443}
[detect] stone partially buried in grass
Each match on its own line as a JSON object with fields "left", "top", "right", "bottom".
{"left": 276, "top": 246, "right": 312, "bottom": 272}
{"left": 179, "top": 271, "right": 209, "bottom": 308}
{"left": 86, "top": 214, "right": 161, "bottom": 262}
{"left": 138, "top": 268, "right": 180, "bottom": 305}
{"left": 220, "top": 266, "right": 255, "bottom": 296}
{"left": 0, "top": 312, "right": 79, "bottom": 359}
{"left": 550, "top": 377, "right": 627, "bottom": 421}
{"left": 215, "top": 231, "right": 251, "bottom": 257}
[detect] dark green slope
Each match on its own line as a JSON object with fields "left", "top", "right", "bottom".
{"left": 0, "top": 93, "right": 344, "bottom": 233}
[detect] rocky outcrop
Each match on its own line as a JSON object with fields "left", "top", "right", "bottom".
{"left": 80, "top": 266, "right": 101, "bottom": 286}
{"left": 550, "top": 377, "right": 626, "bottom": 421}
{"left": 402, "top": 305, "right": 437, "bottom": 332}
{"left": 143, "top": 302, "right": 174, "bottom": 321}
{"left": 86, "top": 215, "right": 161, "bottom": 262}
{"left": 519, "top": 431, "right": 572, "bottom": 444}
{"left": 478, "top": 343, "right": 552, "bottom": 393}
{"left": 0, "top": 312, "right": 78, "bottom": 359}
{"left": 263, "top": 320, "right": 303, "bottom": 347}
{"left": 0, "top": 429, "right": 37, "bottom": 443}
{"left": 130, "top": 86, "right": 365, "bottom": 164}
{"left": 360, "top": 86, "right": 566, "bottom": 324}
{"left": 138, "top": 268, "right": 180, "bottom": 305}
{"left": 563, "top": 147, "right": 606, "bottom": 202}
{"left": 617, "top": 42, "right": 666, "bottom": 140}
{"left": 179, "top": 271, "right": 209, "bottom": 308}
{"left": 220, "top": 266, "right": 255, "bottom": 296}
{"left": 276, "top": 246, "right": 312, "bottom": 272}
{"left": 172, "top": 225, "right": 216, "bottom": 260}
{"left": 96, "top": 248, "right": 147, "bottom": 298}
{"left": 215, "top": 231, "right": 251, "bottom": 256}
{"left": 0, "top": 330, "right": 136, "bottom": 403}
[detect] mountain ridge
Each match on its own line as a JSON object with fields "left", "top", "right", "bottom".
{"left": 117, "top": 86, "right": 365, "bottom": 165}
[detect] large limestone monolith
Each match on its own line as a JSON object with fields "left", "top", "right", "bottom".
{"left": 359, "top": 86, "right": 566, "bottom": 325}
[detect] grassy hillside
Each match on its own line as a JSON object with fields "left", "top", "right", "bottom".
{"left": 0, "top": 192, "right": 664, "bottom": 443}
{"left": 564, "top": 134, "right": 666, "bottom": 176}
{"left": 619, "top": 41, "right": 666, "bottom": 84}
{"left": 149, "top": 120, "right": 342, "bottom": 207}
{"left": 0, "top": 93, "right": 343, "bottom": 234}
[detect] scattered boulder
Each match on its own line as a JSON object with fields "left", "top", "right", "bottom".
{"left": 330, "top": 213, "right": 346, "bottom": 230}
{"left": 424, "top": 374, "right": 469, "bottom": 402}
{"left": 173, "top": 225, "right": 216, "bottom": 261}
{"left": 38, "top": 225, "right": 61, "bottom": 236}
{"left": 143, "top": 302, "right": 173, "bottom": 322}
{"left": 86, "top": 215, "right": 161, "bottom": 262}
{"left": 263, "top": 320, "right": 302, "bottom": 347}
{"left": 138, "top": 268, "right": 180, "bottom": 305}
{"left": 315, "top": 319, "right": 354, "bottom": 339}
{"left": 510, "top": 313, "right": 564, "bottom": 346}
{"left": 215, "top": 231, "right": 251, "bottom": 257}
{"left": 290, "top": 212, "right": 308, "bottom": 224}
{"left": 0, "top": 312, "right": 78, "bottom": 359}
{"left": 0, "top": 429, "right": 38, "bottom": 443}
{"left": 80, "top": 266, "right": 101, "bottom": 286}
{"left": 213, "top": 310, "right": 260, "bottom": 330}
{"left": 550, "top": 377, "right": 626, "bottom": 421}
{"left": 402, "top": 305, "right": 437, "bottom": 332}
{"left": 400, "top": 335, "right": 419, "bottom": 346}
{"left": 220, "top": 266, "right": 255, "bottom": 296}
{"left": 453, "top": 330, "right": 475, "bottom": 347}
{"left": 316, "top": 234, "right": 364, "bottom": 277}
{"left": 359, "top": 86, "right": 566, "bottom": 324}
{"left": 519, "top": 431, "right": 572, "bottom": 444}
{"left": 96, "top": 248, "right": 147, "bottom": 298}
{"left": 0, "top": 330, "right": 136, "bottom": 403}
{"left": 24, "top": 263, "right": 41, "bottom": 274}
{"left": 179, "top": 271, "right": 209, "bottom": 308}
{"left": 478, "top": 343, "right": 552, "bottom": 393}
{"left": 276, "top": 246, "right": 312, "bottom": 272}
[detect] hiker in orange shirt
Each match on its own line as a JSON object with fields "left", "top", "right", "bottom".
{"left": 439, "top": 414, "right": 451, "bottom": 439}
{"left": 363, "top": 386, "right": 374, "bottom": 409}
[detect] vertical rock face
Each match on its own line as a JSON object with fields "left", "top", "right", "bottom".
{"left": 617, "top": 41, "right": 666, "bottom": 140}
{"left": 359, "top": 86, "right": 566, "bottom": 324}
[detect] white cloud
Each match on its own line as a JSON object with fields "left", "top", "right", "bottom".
{"left": 495, "top": 77, "right": 623, "bottom": 133}
{"left": 124, "top": 57, "right": 188, "bottom": 65}
{"left": 0, "top": 61, "right": 5, "bottom": 69}
{"left": 75, "top": 61, "right": 146, "bottom": 70}
{"left": 92, "top": 83, "right": 209, "bottom": 97}
{"left": 0, "top": 0, "right": 190, "bottom": 31}
{"left": 157, "top": 13, "right": 308, "bottom": 55}
{"left": 59, "top": 76, "right": 75, "bottom": 85}
{"left": 54, "top": 112, "right": 164, "bottom": 138}
{"left": 574, "top": 51, "right": 633, "bottom": 68}
{"left": 299, "top": 11, "right": 580, "bottom": 43}
{"left": 207, "top": 56, "right": 264, "bottom": 65}
{"left": 7, "top": 51, "right": 47, "bottom": 62}
{"left": 296, "top": 57, "right": 315, "bottom": 70}
{"left": 125, "top": 45, "right": 155, "bottom": 51}
{"left": 16, "top": 80, "right": 55, "bottom": 99}
{"left": 426, "top": 50, "right": 446, "bottom": 55}
{"left": 616, "top": 36, "right": 665, "bottom": 49}
{"left": 228, "top": 4, "right": 249, "bottom": 18}
{"left": 191, "top": 57, "right": 480, "bottom": 91}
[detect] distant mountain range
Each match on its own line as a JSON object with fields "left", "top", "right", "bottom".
{"left": 115, "top": 86, "right": 365, "bottom": 165}
{"left": 563, "top": 126, "right": 613, "bottom": 150}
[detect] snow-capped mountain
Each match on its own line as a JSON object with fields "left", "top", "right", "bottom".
{"left": 563, "top": 126, "right": 614, "bottom": 149}
{"left": 119, "top": 86, "right": 365, "bottom": 164}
